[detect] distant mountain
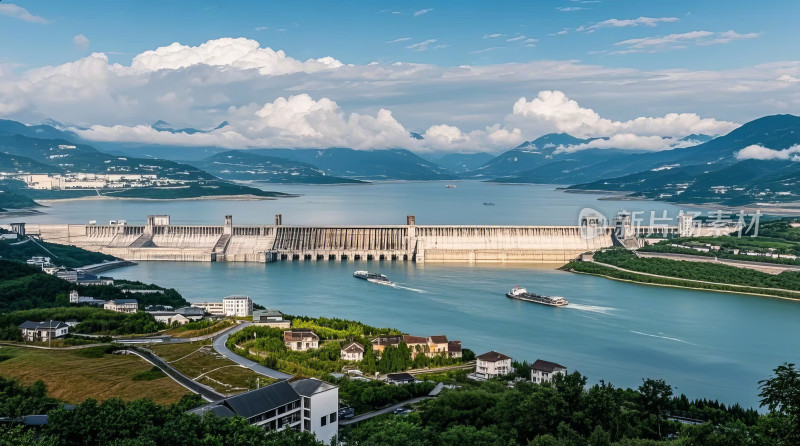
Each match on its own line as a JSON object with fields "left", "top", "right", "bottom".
{"left": 0, "top": 152, "right": 60, "bottom": 174}
{"left": 150, "top": 120, "right": 228, "bottom": 135}
{"left": 490, "top": 149, "right": 636, "bottom": 184}
{"left": 467, "top": 133, "right": 594, "bottom": 177}
{"left": 197, "top": 150, "right": 365, "bottom": 184}
{"left": 101, "top": 144, "right": 229, "bottom": 161}
{"left": 679, "top": 134, "right": 714, "bottom": 144}
{"left": 424, "top": 152, "right": 495, "bottom": 174}
{"left": 566, "top": 114, "right": 800, "bottom": 205}
{"left": 0, "top": 119, "right": 78, "bottom": 141}
{"left": 250, "top": 148, "right": 458, "bottom": 180}
{"left": 0, "top": 134, "right": 214, "bottom": 180}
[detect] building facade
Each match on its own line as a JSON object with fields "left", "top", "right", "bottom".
{"left": 188, "top": 378, "right": 338, "bottom": 444}
{"left": 340, "top": 342, "right": 364, "bottom": 361}
{"left": 284, "top": 329, "right": 319, "bottom": 351}
{"left": 190, "top": 301, "right": 225, "bottom": 316}
{"left": 253, "top": 309, "right": 291, "bottom": 328}
{"left": 104, "top": 299, "right": 138, "bottom": 313}
{"left": 530, "top": 359, "right": 567, "bottom": 384}
{"left": 222, "top": 295, "right": 253, "bottom": 317}
{"left": 475, "top": 351, "right": 512, "bottom": 379}
{"left": 18, "top": 320, "right": 69, "bottom": 341}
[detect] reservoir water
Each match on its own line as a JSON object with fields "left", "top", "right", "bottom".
{"left": 4, "top": 181, "right": 797, "bottom": 408}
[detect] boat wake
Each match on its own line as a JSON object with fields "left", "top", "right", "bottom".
{"left": 386, "top": 283, "right": 427, "bottom": 293}
{"left": 565, "top": 303, "right": 615, "bottom": 315}
{"left": 630, "top": 330, "right": 696, "bottom": 345}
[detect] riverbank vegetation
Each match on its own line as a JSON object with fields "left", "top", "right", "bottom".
{"left": 0, "top": 260, "right": 189, "bottom": 311}
{"left": 341, "top": 364, "right": 800, "bottom": 445}
{"left": 640, "top": 235, "right": 800, "bottom": 265}
{"left": 563, "top": 249, "right": 800, "bottom": 298}
{"left": 0, "top": 378, "right": 322, "bottom": 446}
{"left": 0, "top": 232, "right": 117, "bottom": 268}
{"left": 227, "top": 316, "right": 466, "bottom": 379}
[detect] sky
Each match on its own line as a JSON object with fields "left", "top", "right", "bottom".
{"left": 0, "top": 0, "right": 799, "bottom": 153}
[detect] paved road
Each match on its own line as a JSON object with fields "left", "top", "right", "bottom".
{"left": 123, "top": 347, "right": 224, "bottom": 402}
{"left": 212, "top": 322, "right": 292, "bottom": 380}
{"left": 339, "top": 396, "right": 431, "bottom": 426}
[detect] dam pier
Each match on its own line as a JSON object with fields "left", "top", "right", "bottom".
{"left": 16, "top": 214, "right": 622, "bottom": 264}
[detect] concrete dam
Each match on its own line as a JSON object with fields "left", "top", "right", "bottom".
{"left": 20, "top": 215, "right": 615, "bottom": 264}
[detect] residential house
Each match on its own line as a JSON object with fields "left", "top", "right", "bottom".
{"left": 475, "top": 351, "right": 512, "bottom": 379}
{"left": 530, "top": 360, "right": 567, "bottom": 384}
{"left": 340, "top": 342, "right": 364, "bottom": 361}
{"left": 403, "top": 335, "right": 428, "bottom": 357}
{"left": 427, "top": 335, "right": 449, "bottom": 356}
{"left": 447, "top": 340, "right": 462, "bottom": 358}
{"left": 370, "top": 336, "right": 402, "bottom": 354}
{"left": 284, "top": 329, "right": 320, "bottom": 351}
{"left": 223, "top": 295, "right": 253, "bottom": 317}
{"left": 148, "top": 311, "right": 191, "bottom": 326}
{"left": 175, "top": 306, "right": 205, "bottom": 321}
{"left": 18, "top": 320, "right": 69, "bottom": 342}
{"left": 104, "top": 299, "right": 138, "bottom": 313}
{"left": 253, "top": 309, "right": 291, "bottom": 328}
{"left": 187, "top": 378, "right": 339, "bottom": 445}
{"left": 386, "top": 373, "right": 417, "bottom": 385}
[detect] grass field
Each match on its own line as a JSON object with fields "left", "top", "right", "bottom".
{"left": 164, "top": 319, "right": 234, "bottom": 339}
{"left": 0, "top": 345, "right": 189, "bottom": 404}
{"left": 149, "top": 341, "right": 270, "bottom": 395}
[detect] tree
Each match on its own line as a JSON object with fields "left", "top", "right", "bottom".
{"left": 637, "top": 379, "right": 672, "bottom": 439}
{"left": 759, "top": 362, "right": 800, "bottom": 444}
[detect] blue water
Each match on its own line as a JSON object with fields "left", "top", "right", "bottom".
{"left": 112, "top": 260, "right": 799, "bottom": 410}
{"left": 4, "top": 181, "right": 793, "bottom": 409}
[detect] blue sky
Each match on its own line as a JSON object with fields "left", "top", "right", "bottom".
{"left": 0, "top": 0, "right": 798, "bottom": 152}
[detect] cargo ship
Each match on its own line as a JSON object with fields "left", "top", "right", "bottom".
{"left": 506, "top": 286, "right": 568, "bottom": 307}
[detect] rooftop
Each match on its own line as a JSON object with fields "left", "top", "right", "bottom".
{"left": 109, "top": 299, "right": 137, "bottom": 305}
{"left": 477, "top": 351, "right": 512, "bottom": 362}
{"left": 342, "top": 342, "right": 364, "bottom": 353}
{"left": 221, "top": 381, "right": 300, "bottom": 418}
{"left": 531, "top": 359, "right": 567, "bottom": 373}
{"left": 429, "top": 335, "right": 448, "bottom": 344}
{"left": 289, "top": 378, "right": 337, "bottom": 396}
{"left": 403, "top": 335, "right": 427, "bottom": 344}
{"left": 387, "top": 373, "right": 416, "bottom": 382}
{"left": 372, "top": 336, "right": 402, "bottom": 346}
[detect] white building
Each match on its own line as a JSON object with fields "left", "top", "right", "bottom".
{"left": 190, "top": 301, "right": 224, "bottom": 316}
{"left": 148, "top": 312, "right": 191, "bottom": 326}
{"left": 104, "top": 299, "right": 138, "bottom": 313}
{"left": 223, "top": 295, "right": 253, "bottom": 317}
{"left": 530, "top": 359, "right": 567, "bottom": 384}
{"left": 69, "top": 290, "right": 105, "bottom": 306}
{"left": 475, "top": 351, "right": 512, "bottom": 379}
{"left": 678, "top": 213, "right": 695, "bottom": 237}
{"left": 187, "top": 378, "right": 339, "bottom": 444}
{"left": 284, "top": 329, "right": 320, "bottom": 351}
{"left": 253, "top": 309, "right": 291, "bottom": 328}
{"left": 340, "top": 342, "right": 364, "bottom": 361}
{"left": 18, "top": 320, "right": 69, "bottom": 341}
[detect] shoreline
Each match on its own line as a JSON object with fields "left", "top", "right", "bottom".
{"left": 34, "top": 193, "right": 297, "bottom": 205}
{"left": 565, "top": 268, "right": 800, "bottom": 301}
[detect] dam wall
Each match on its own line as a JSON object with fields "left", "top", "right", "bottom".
{"left": 21, "top": 214, "right": 616, "bottom": 264}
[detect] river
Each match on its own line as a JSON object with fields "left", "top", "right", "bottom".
{"left": 3, "top": 181, "right": 796, "bottom": 409}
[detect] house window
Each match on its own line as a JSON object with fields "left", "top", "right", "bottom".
{"left": 304, "top": 420, "right": 311, "bottom": 431}
{"left": 320, "top": 416, "right": 327, "bottom": 426}
{"left": 330, "top": 412, "right": 337, "bottom": 423}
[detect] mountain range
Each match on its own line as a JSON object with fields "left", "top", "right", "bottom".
{"left": 1, "top": 114, "right": 800, "bottom": 207}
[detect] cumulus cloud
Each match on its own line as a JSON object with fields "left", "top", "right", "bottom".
{"left": 578, "top": 17, "right": 678, "bottom": 32}
{"left": 510, "top": 90, "right": 737, "bottom": 140}
{"left": 778, "top": 74, "right": 800, "bottom": 83}
{"left": 73, "top": 34, "right": 90, "bottom": 51}
{"left": 735, "top": 144, "right": 800, "bottom": 161}
{"left": 0, "top": 3, "right": 49, "bottom": 24}
{"left": 129, "top": 38, "right": 342, "bottom": 75}
{"left": 422, "top": 124, "right": 522, "bottom": 151}
{"left": 556, "top": 134, "right": 677, "bottom": 153}
{"left": 609, "top": 30, "right": 759, "bottom": 54}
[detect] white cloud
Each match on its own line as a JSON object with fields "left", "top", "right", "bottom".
{"left": 556, "top": 134, "right": 676, "bottom": 153}
{"left": 558, "top": 7, "right": 586, "bottom": 12}
{"left": 735, "top": 144, "right": 800, "bottom": 161}
{"left": 422, "top": 124, "right": 522, "bottom": 151}
{"left": 610, "top": 30, "right": 758, "bottom": 54}
{"left": 129, "top": 38, "right": 343, "bottom": 75}
{"left": 510, "top": 90, "right": 737, "bottom": 139}
{"left": 406, "top": 39, "right": 437, "bottom": 51}
{"left": 0, "top": 3, "right": 49, "bottom": 24}
{"left": 777, "top": 74, "right": 800, "bottom": 83}
{"left": 73, "top": 34, "right": 90, "bottom": 51}
{"left": 386, "top": 37, "right": 412, "bottom": 44}
{"left": 483, "top": 33, "right": 503, "bottom": 39}
{"left": 254, "top": 26, "right": 269, "bottom": 31}
{"left": 507, "top": 35, "right": 527, "bottom": 42}
{"left": 578, "top": 16, "right": 678, "bottom": 32}
{"left": 413, "top": 8, "right": 433, "bottom": 16}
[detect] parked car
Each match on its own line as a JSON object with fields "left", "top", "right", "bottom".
{"left": 338, "top": 407, "right": 355, "bottom": 419}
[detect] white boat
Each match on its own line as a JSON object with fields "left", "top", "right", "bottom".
{"left": 506, "top": 285, "right": 568, "bottom": 307}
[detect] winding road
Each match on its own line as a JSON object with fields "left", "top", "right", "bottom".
{"left": 211, "top": 322, "right": 292, "bottom": 380}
